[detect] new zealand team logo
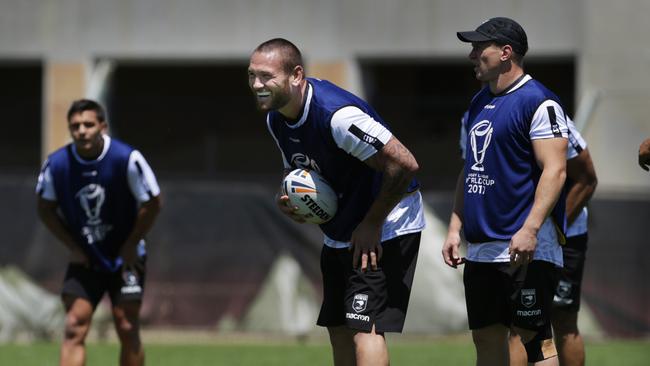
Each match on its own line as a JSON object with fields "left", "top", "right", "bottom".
{"left": 553, "top": 280, "right": 574, "bottom": 305}
{"left": 556, "top": 280, "right": 572, "bottom": 298}
{"left": 469, "top": 120, "right": 493, "bottom": 172}
{"left": 121, "top": 267, "right": 143, "bottom": 294}
{"left": 352, "top": 293, "right": 368, "bottom": 313}
{"left": 290, "top": 153, "right": 321, "bottom": 173}
{"left": 521, "top": 289, "right": 537, "bottom": 308}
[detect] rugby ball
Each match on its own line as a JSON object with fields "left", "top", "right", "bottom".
{"left": 282, "top": 169, "right": 338, "bottom": 224}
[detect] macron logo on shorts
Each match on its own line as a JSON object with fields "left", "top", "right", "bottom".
{"left": 516, "top": 309, "right": 542, "bottom": 317}
{"left": 121, "top": 285, "right": 142, "bottom": 294}
{"left": 346, "top": 312, "right": 370, "bottom": 322}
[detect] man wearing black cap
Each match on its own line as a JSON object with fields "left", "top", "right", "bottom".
{"left": 442, "top": 17, "right": 569, "bottom": 365}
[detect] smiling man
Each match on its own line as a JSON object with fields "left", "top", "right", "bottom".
{"left": 248, "top": 38, "right": 425, "bottom": 366}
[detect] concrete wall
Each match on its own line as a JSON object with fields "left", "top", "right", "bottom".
{"left": 1, "top": 0, "right": 578, "bottom": 59}
{"left": 578, "top": 0, "right": 650, "bottom": 192}
{"left": 1, "top": 0, "right": 648, "bottom": 190}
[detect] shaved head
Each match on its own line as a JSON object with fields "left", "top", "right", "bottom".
{"left": 253, "top": 38, "right": 304, "bottom": 74}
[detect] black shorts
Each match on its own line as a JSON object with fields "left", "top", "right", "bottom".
{"left": 463, "top": 260, "right": 558, "bottom": 332}
{"left": 316, "top": 232, "right": 420, "bottom": 333}
{"left": 62, "top": 257, "right": 146, "bottom": 308}
{"left": 553, "top": 233, "right": 588, "bottom": 312}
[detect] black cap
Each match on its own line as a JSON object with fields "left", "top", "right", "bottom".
{"left": 457, "top": 17, "right": 528, "bottom": 56}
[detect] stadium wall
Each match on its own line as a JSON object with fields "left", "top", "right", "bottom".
{"left": 1, "top": 0, "right": 646, "bottom": 190}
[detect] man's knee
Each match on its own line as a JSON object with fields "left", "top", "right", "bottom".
{"left": 114, "top": 320, "right": 142, "bottom": 348}
{"left": 112, "top": 303, "right": 142, "bottom": 343}
{"left": 63, "top": 313, "right": 91, "bottom": 342}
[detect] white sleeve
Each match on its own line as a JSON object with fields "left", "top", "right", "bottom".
{"left": 330, "top": 106, "right": 393, "bottom": 161}
{"left": 266, "top": 114, "right": 291, "bottom": 169}
{"left": 36, "top": 162, "right": 57, "bottom": 201}
{"left": 566, "top": 117, "right": 587, "bottom": 160}
{"left": 127, "top": 150, "right": 161, "bottom": 203}
{"left": 529, "top": 100, "right": 569, "bottom": 140}
{"left": 459, "top": 111, "right": 468, "bottom": 159}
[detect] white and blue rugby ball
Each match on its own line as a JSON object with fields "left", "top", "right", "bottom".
{"left": 282, "top": 169, "right": 338, "bottom": 224}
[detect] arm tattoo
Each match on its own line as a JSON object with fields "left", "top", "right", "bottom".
{"left": 378, "top": 139, "right": 417, "bottom": 198}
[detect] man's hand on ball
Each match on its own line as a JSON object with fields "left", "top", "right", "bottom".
{"left": 276, "top": 193, "right": 306, "bottom": 223}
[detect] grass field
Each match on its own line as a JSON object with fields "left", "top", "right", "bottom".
{"left": 1, "top": 338, "right": 649, "bottom": 365}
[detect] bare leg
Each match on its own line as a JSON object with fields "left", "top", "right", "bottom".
{"left": 112, "top": 301, "right": 144, "bottom": 366}
{"left": 328, "top": 326, "right": 356, "bottom": 366}
{"left": 552, "top": 310, "right": 584, "bottom": 366}
{"left": 472, "top": 324, "right": 509, "bottom": 366}
{"left": 353, "top": 325, "right": 388, "bottom": 366}
{"left": 509, "top": 329, "right": 528, "bottom": 366}
{"left": 60, "top": 296, "right": 94, "bottom": 366}
{"left": 512, "top": 326, "right": 559, "bottom": 366}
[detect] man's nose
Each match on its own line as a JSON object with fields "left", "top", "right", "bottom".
{"left": 252, "top": 77, "right": 264, "bottom": 90}
{"left": 76, "top": 125, "right": 88, "bottom": 136}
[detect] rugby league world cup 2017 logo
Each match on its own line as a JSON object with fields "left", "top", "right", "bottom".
{"left": 77, "top": 184, "right": 105, "bottom": 225}
{"left": 76, "top": 184, "right": 112, "bottom": 244}
{"left": 469, "top": 120, "right": 494, "bottom": 172}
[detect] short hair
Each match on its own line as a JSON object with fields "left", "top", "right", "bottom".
{"left": 253, "top": 38, "right": 304, "bottom": 74}
{"left": 67, "top": 99, "right": 106, "bottom": 123}
{"left": 493, "top": 42, "right": 525, "bottom": 65}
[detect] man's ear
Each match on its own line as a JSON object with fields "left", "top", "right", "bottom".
{"left": 291, "top": 65, "right": 304, "bottom": 86}
{"left": 500, "top": 45, "right": 514, "bottom": 61}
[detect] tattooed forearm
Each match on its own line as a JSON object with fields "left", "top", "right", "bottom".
{"left": 361, "top": 137, "right": 419, "bottom": 224}
{"left": 381, "top": 138, "right": 418, "bottom": 169}
{"left": 380, "top": 141, "right": 418, "bottom": 198}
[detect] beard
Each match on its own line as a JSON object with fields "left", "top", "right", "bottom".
{"left": 255, "top": 88, "right": 292, "bottom": 112}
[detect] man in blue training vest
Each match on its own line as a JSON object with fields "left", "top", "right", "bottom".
{"left": 509, "top": 117, "right": 597, "bottom": 366}
{"left": 442, "top": 17, "right": 569, "bottom": 365}
{"left": 36, "top": 99, "right": 161, "bottom": 366}
{"left": 248, "top": 38, "right": 424, "bottom": 366}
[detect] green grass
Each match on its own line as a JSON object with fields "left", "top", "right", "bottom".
{"left": 1, "top": 339, "right": 648, "bottom": 365}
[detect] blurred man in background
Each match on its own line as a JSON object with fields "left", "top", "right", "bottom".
{"left": 36, "top": 99, "right": 161, "bottom": 366}
{"left": 510, "top": 117, "right": 597, "bottom": 366}
{"left": 443, "top": 17, "right": 568, "bottom": 365}
{"left": 248, "top": 38, "right": 424, "bottom": 366}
